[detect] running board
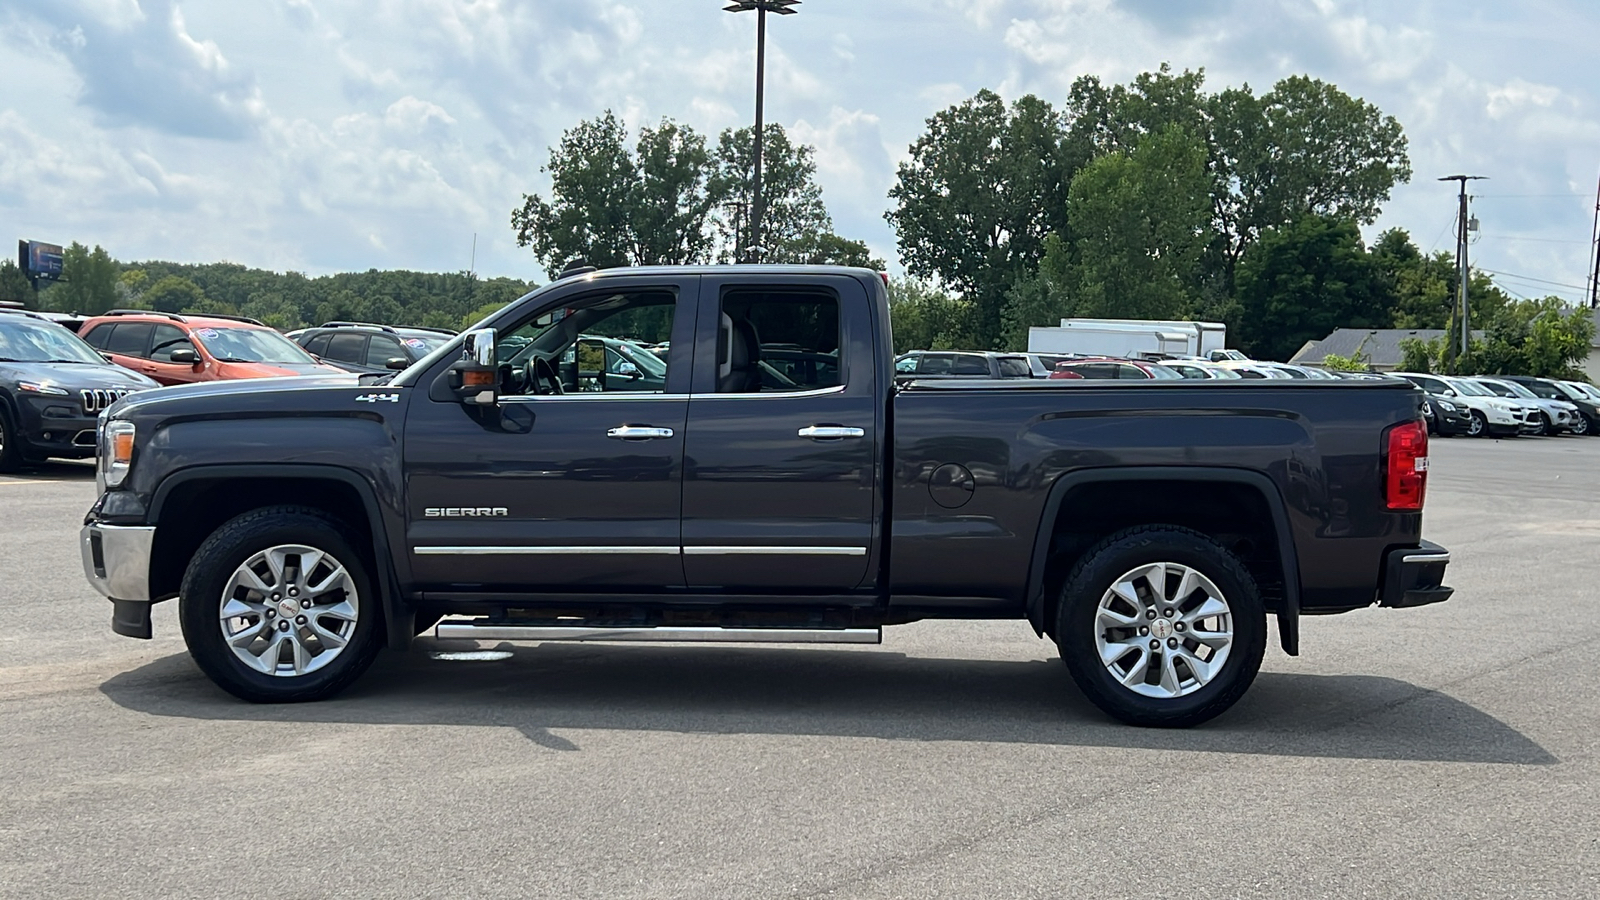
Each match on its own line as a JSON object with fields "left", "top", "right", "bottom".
{"left": 433, "top": 621, "right": 882, "bottom": 644}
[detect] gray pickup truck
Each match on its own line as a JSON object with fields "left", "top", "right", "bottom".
{"left": 80, "top": 265, "right": 1452, "bottom": 727}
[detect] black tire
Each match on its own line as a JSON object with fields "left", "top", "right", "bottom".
{"left": 1576, "top": 415, "right": 1594, "bottom": 436}
{"left": 1467, "top": 411, "right": 1487, "bottom": 437}
{"left": 0, "top": 404, "right": 25, "bottom": 473}
{"left": 179, "top": 506, "right": 383, "bottom": 703}
{"left": 1536, "top": 413, "right": 1551, "bottom": 436}
{"left": 1055, "top": 526, "right": 1267, "bottom": 728}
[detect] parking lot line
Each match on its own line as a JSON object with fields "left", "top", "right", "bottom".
{"left": 0, "top": 480, "right": 52, "bottom": 486}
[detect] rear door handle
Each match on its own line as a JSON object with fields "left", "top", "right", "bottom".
{"left": 607, "top": 425, "right": 675, "bottom": 440}
{"left": 798, "top": 425, "right": 865, "bottom": 440}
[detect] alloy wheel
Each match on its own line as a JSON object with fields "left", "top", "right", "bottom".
{"left": 1468, "top": 413, "right": 1485, "bottom": 437}
{"left": 218, "top": 544, "right": 359, "bottom": 677}
{"left": 1576, "top": 416, "right": 1591, "bottom": 436}
{"left": 1094, "top": 562, "right": 1234, "bottom": 699}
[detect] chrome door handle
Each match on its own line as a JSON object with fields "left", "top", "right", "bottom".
{"left": 607, "top": 425, "right": 675, "bottom": 440}
{"left": 798, "top": 425, "right": 865, "bottom": 440}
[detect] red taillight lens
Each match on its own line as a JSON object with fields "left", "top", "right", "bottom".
{"left": 1385, "top": 419, "right": 1429, "bottom": 510}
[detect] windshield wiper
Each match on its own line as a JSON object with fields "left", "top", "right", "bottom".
{"left": 213, "top": 356, "right": 255, "bottom": 363}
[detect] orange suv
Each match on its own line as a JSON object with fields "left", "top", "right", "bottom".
{"left": 79, "top": 311, "right": 347, "bottom": 386}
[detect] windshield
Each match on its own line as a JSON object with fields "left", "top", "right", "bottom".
{"left": 1145, "top": 363, "right": 1183, "bottom": 380}
{"left": 1551, "top": 381, "right": 1587, "bottom": 401}
{"left": 1448, "top": 378, "right": 1493, "bottom": 397}
{"left": 0, "top": 318, "right": 110, "bottom": 364}
{"left": 194, "top": 327, "right": 318, "bottom": 365}
{"left": 398, "top": 333, "right": 451, "bottom": 354}
{"left": 1570, "top": 382, "right": 1600, "bottom": 400}
{"left": 1497, "top": 380, "right": 1538, "bottom": 399}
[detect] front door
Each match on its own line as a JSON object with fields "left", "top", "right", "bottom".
{"left": 680, "top": 274, "right": 880, "bottom": 593}
{"left": 404, "top": 276, "right": 699, "bottom": 593}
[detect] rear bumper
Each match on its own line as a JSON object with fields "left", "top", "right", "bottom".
{"left": 80, "top": 523, "right": 157, "bottom": 638}
{"left": 1378, "top": 540, "right": 1453, "bottom": 608}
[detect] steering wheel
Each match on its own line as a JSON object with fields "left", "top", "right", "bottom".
{"left": 522, "top": 355, "right": 565, "bottom": 395}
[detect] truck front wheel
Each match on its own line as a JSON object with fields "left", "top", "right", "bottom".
{"left": 179, "top": 506, "right": 383, "bottom": 703}
{"left": 1055, "top": 526, "right": 1266, "bottom": 728}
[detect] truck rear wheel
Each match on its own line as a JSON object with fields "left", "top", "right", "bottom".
{"left": 1055, "top": 526, "right": 1266, "bottom": 728}
{"left": 179, "top": 506, "right": 382, "bottom": 703}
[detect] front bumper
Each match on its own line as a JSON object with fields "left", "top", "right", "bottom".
{"left": 1378, "top": 540, "right": 1453, "bottom": 608}
{"left": 80, "top": 522, "right": 157, "bottom": 638}
{"left": 15, "top": 396, "right": 99, "bottom": 459}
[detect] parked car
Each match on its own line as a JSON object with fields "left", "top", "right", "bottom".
{"left": 1471, "top": 377, "right": 1577, "bottom": 435}
{"left": 1214, "top": 361, "right": 1291, "bottom": 379}
{"left": 1394, "top": 372, "right": 1525, "bottom": 437}
{"left": 1164, "top": 360, "right": 1243, "bottom": 380}
{"left": 1420, "top": 393, "right": 1474, "bottom": 437}
{"left": 291, "top": 322, "right": 456, "bottom": 375}
{"left": 1049, "top": 358, "right": 1183, "bottom": 379}
{"left": 80, "top": 311, "right": 347, "bottom": 386}
{"left": 895, "top": 350, "right": 1033, "bottom": 379}
{"left": 1503, "top": 376, "right": 1599, "bottom": 436}
{"left": 0, "top": 309, "right": 159, "bottom": 471}
{"left": 80, "top": 264, "right": 1451, "bottom": 729}
{"left": 1561, "top": 380, "right": 1600, "bottom": 419}
{"left": 1025, "top": 352, "right": 1081, "bottom": 377}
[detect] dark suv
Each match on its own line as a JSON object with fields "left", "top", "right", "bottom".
{"left": 0, "top": 309, "right": 158, "bottom": 471}
{"left": 894, "top": 350, "right": 1034, "bottom": 378}
{"left": 290, "top": 323, "right": 455, "bottom": 375}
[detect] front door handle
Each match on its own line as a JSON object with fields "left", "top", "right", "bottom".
{"left": 607, "top": 425, "right": 675, "bottom": 440}
{"left": 798, "top": 425, "right": 865, "bottom": 440}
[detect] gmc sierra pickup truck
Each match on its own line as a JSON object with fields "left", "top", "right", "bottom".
{"left": 80, "top": 265, "right": 1452, "bottom": 727}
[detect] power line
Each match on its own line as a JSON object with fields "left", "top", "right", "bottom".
{"left": 1478, "top": 268, "right": 1589, "bottom": 291}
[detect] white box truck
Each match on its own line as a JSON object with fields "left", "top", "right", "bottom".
{"left": 1027, "top": 319, "right": 1228, "bottom": 359}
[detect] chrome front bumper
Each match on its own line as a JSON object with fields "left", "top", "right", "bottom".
{"left": 81, "top": 523, "right": 157, "bottom": 638}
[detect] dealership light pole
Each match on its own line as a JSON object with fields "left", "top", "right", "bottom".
{"left": 724, "top": 0, "right": 799, "bottom": 263}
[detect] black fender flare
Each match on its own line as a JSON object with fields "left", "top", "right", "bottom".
{"left": 1024, "top": 466, "right": 1302, "bottom": 655}
{"left": 149, "top": 463, "right": 413, "bottom": 650}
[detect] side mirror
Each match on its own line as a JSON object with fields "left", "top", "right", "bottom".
{"left": 169, "top": 348, "right": 199, "bottom": 365}
{"left": 385, "top": 357, "right": 410, "bottom": 371}
{"left": 616, "top": 360, "right": 640, "bottom": 379}
{"left": 447, "top": 328, "right": 499, "bottom": 405}
{"left": 1443, "top": 389, "right": 1456, "bottom": 397}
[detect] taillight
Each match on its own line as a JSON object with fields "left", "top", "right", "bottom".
{"left": 1385, "top": 419, "right": 1428, "bottom": 510}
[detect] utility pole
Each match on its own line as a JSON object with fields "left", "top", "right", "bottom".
{"left": 1439, "top": 175, "right": 1487, "bottom": 364}
{"left": 1588, "top": 174, "right": 1600, "bottom": 310}
{"left": 723, "top": 0, "right": 799, "bottom": 264}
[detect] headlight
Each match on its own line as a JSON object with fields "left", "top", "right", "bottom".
{"left": 17, "top": 381, "right": 70, "bottom": 396}
{"left": 101, "top": 420, "right": 136, "bottom": 488}
{"left": 1438, "top": 400, "right": 1456, "bottom": 411}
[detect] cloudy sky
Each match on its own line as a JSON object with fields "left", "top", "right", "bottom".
{"left": 2, "top": 0, "right": 1597, "bottom": 302}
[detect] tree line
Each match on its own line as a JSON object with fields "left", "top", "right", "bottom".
{"left": 0, "top": 251, "right": 535, "bottom": 333}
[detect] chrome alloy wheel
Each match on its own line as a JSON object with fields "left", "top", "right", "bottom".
{"left": 1094, "top": 562, "right": 1234, "bottom": 699}
{"left": 1575, "top": 415, "right": 1591, "bottom": 436}
{"left": 218, "top": 544, "right": 359, "bottom": 677}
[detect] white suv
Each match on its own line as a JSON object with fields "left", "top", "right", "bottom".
{"left": 1471, "top": 377, "right": 1577, "bottom": 435}
{"left": 1394, "top": 372, "right": 1526, "bottom": 438}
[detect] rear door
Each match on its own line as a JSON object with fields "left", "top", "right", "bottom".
{"left": 680, "top": 273, "right": 880, "bottom": 593}
{"left": 100, "top": 322, "right": 155, "bottom": 378}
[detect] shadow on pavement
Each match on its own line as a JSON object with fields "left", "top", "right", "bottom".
{"left": 99, "top": 642, "right": 1555, "bottom": 765}
{"left": 5, "top": 460, "right": 95, "bottom": 482}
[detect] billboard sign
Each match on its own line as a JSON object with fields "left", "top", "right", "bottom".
{"left": 18, "top": 240, "right": 65, "bottom": 280}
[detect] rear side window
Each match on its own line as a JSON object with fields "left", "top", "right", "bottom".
{"left": 105, "top": 322, "right": 153, "bottom": 357}
{"left": 950, "top": 355, "right": 989, "bottom": 376}
{"left": 918, "top": 354, "right": 953, "bottom": 375}
{"left": 1116, "top": 364, "right": 1149, "bottom": 379}
{"left": 303, "top": 333, "right": 332, "bottom": 356}
{"left": 324, "top": 333, "right": 367, "bottom": 364}
{"left": 997, "top": 357, "right": 1031, "bottom": 378}
{"left": 718, "top": 289, "right": 841, "bottom": 393}
{"left": 1068, "top": 363, "right": 1118, "bottom": 379}
{"left": 82, "top": 324, "right": 113, "bottom": 349}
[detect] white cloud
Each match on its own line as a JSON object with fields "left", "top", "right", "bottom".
{"left": 0, "top": 0, "right": 1594, "bottom": 295}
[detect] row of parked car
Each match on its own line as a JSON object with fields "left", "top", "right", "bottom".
{"left": 892, "top": 348, "right": 1600, "bottom": 439}
{"left": 0, "top": 306, "right": 457, "bottom": 470}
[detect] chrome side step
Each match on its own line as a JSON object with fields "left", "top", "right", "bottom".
{"left": 434, "top": 621, "right": 882, "bottom": 645}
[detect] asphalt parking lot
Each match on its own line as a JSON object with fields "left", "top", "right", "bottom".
{"left": 3, "top": 435, "right": 1599, "bottom": 899}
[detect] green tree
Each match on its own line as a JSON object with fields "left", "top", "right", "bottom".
{"left": 1234, "top": 215, "right": 1394, "bottom": 361}
{"left": 0, "top": 260, "right": 36, "bottom": 307}
{"left": 1209, "top": 76, "right": 1411, "bottom": 284}
{"left": 771, "top": 231, "right": 883, "bottom": 268}
{"left": 1398, "top": 337, "right": 1435, "bottom": 373}
{"left": 142, "top": 275, "right": 206, "bottom": 313}
{"left": 887, "top": 91, "right": 1075, "bottom": 348}
{"left": 511, "top": 112, "right": 719, "bottom": 277}
{"left": 460, "top": 301, "right": 506, "bottom": 331}
{"left": 711, "top": 124, "right": 827, "bottom": 262}
{"left": 887, "top": 277, "right": 974, "bottom": 353}
{"left": 1473, "top": 299, "right": 1594, "bottom": 379}
{"left": 44, "top": 243, "right": 118, "bottom": 315}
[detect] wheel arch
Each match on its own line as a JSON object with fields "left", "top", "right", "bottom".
{"left": 148, "top": 464, "right": 412, "bottom": 649}
{"left": 1025, "top": 467, "right": 1301, "bottom": 655}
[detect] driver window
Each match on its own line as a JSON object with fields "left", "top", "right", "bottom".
{"left": 497, "top": 290, "right": 676, "bottom": 396}
{"left": 149, "top": 324, "right": 195, "bottom": 363}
